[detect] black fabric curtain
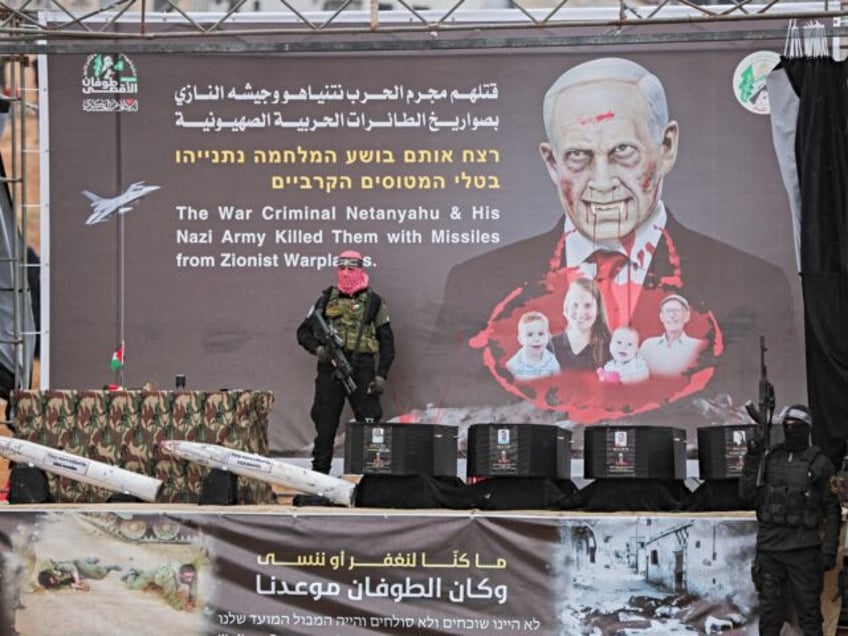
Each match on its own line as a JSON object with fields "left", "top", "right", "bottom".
{"left": 781, "top": 57, "right": 848, "bottom": 467}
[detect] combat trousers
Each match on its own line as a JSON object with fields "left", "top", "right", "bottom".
{"left": 755, "top": 546, "right": 824, "bottom": 636}
{"left": 309, "top": 354, "right": 382, "bottom": 474}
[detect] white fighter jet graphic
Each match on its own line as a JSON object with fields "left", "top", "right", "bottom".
{"left": 82, "top": 181, "right": 161, "bottom": 225}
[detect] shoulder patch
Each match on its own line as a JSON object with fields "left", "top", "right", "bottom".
{"left": 374, "top": 303, "right": 390, "bottom": 325}
{"left": 830, "top": 475, "right": 842, "bottom": 497}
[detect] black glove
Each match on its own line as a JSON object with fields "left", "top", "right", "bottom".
{"left": 820, "top": 551, "right": 838, "bottom": 572}
{"left": 367, "top": 375, "right": 385, "bottom": 395}
{"left": 315, "top": 346, "right": 331, "bottom": 364}
{"left": 746, "top": 432, "right": 765, "bottom": 455}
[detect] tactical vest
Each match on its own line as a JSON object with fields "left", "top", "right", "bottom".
{"left": 322, "top": 288, "right": 379, "bottom": 354}
{"left": 758, "top": 447, "right": 823, "bottom": 528}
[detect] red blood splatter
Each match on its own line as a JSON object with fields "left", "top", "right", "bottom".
{"left": 470, "top": 266, "right": 723, "bottom": 423}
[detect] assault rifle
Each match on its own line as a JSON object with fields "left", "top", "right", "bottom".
{"left": 313, "top": 310, "right": 357, "bottom": 395}
{"left": 744, "top": 336, "right": 776, "bottom": 486}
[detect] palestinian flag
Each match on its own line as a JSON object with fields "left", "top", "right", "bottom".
{"left": 110, "top": 343, "right": 124, "bottom": 372}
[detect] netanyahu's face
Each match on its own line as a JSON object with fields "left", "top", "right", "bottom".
{"left": 540, "top": 80, "right": 678, "bottom": 242}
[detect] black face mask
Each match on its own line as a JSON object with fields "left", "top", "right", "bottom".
{"left": 783, "top": 422, "right": 811, "bottom": 451}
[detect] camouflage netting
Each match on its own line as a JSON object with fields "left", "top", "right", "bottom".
{"left": 10, "top": 389, "right": 277, "bottom": 504}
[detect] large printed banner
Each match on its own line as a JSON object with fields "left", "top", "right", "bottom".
{"left": 44, "top": 25, "right": 804, "bottom": 454}
{"left": 0, "top": 508, "right": 763, "bottom": 635}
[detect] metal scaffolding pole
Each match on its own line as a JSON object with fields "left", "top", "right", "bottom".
{"left": 0, "top": 0, "right": 841, "bottom": 420}
{"left": 0, "top": 51, "right": 36, "bottom": 423}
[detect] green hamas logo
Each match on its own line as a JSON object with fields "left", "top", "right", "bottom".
{"left": 81, "top": 53, "right": 139, "bottom": 113}
{"left": 732, "top": 51, "right": 780, "bottom": 115}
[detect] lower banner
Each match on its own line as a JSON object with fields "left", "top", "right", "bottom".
{"left": 0, "top": 507, "right": 776, "bottom": 635}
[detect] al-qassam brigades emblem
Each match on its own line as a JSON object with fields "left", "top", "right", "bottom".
{"left": 732, "top": 50, "right": 781, "bottom": 115}
{"left": 82, "top": 53, "right": 139, "bottom": 113}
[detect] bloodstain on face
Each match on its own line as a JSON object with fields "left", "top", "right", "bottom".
{"left": 560, "top": 177, "right": 577, "bottom": 210}
{"left": 577, "top": 110, "right": 615, "bottom": 125}
{"left": 640, "top": 164, "right": 657, "bottom": 193}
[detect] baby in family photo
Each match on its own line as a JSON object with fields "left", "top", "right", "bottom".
{"left": 597, "top": 326, "right": 649, "bottom": 385}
